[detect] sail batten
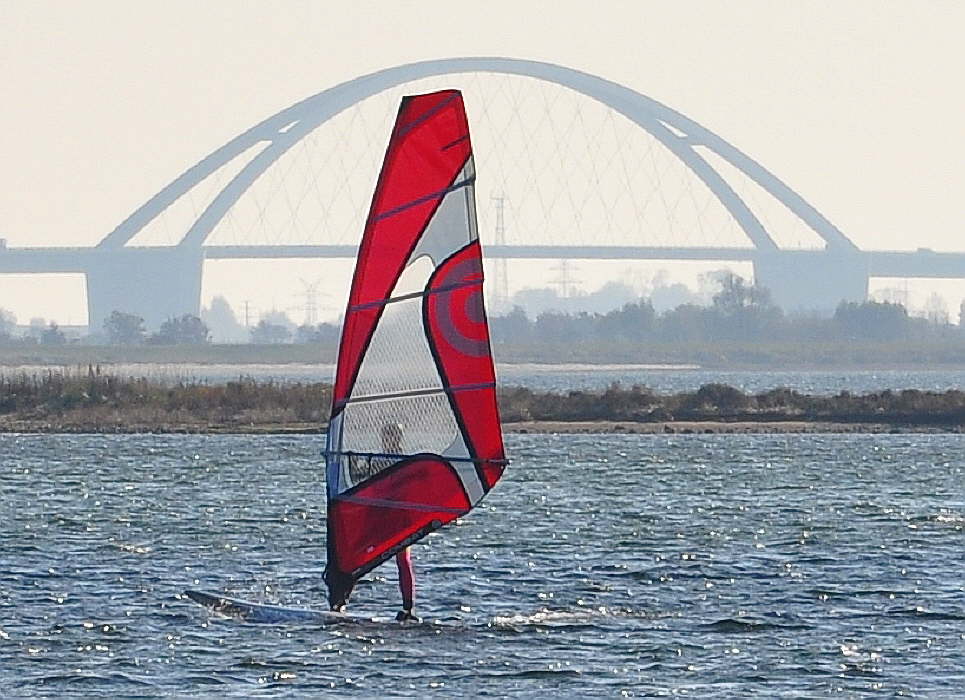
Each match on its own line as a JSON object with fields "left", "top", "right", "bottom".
{"left": 374, "top": 177, "right": 475, "bottom": 222}
{"left": 335, "top": 380, "right": 496, "bottom": 408}
{"left": 338, "top": 496, "right": 468, "bottom": 515}
{"left": 324, "top": 90, "right": 506, "bottom": 611}
{"left": 347, "top": 277, "right": 482, "bottom": 313}
{"left": 325, "top": 450, "right": 508, "bottom": 466}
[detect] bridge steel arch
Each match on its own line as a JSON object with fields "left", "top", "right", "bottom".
{"left": 89, "top": 57, "right": 866, "bottom": 328}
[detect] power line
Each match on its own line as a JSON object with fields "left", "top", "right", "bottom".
{"left": 490, "top": 194, "right": 510, "bottom": 310}
{"left": 297, "top": 277, "right": 324, "bottom": 326}
{"left": 550, "top": 258, "right": 580, "bottom": 298}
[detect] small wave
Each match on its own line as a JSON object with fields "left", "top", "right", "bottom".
{"left": 180, "top": 674, "right": 236, "bottom": 686}
{"left": 934, "top": 513, "right": 965, "bottom": 525}
{"left": 702, "top": 617, "right": 811, "bottom": 633}
{"left": 807, "top": 587, "right": 913, "bottom": 601}
{"left": 490, "top": 606, "right": 653, "bottom": 628}
{"left": 114, "top": 542, "right": 152, "bottom": 554}
{"left": 480, "top": 667, "right": 583, "bottom": 680}
{"left": 28, "top": 672, "right": 156, "bottom": 689}
{"left": 897, "top": 606, "right": 965, "bottom": 621}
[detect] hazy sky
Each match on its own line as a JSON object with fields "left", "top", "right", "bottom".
{"left": 2, "top": 1, "right": 964, "bottom": 323}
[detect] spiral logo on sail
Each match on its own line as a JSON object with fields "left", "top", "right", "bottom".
{"left": 431, "top": 256, "right": 488, "bottom": 358}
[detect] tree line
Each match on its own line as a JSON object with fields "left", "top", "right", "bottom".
{"left": 491, "top": 275, "right": 962, "bottom": 346}
{"left": 1, "top": 273, "right": 963, "bottom": 348}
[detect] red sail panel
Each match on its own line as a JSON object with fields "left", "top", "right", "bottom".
{"left": 333, "top": 91, "right": 472, "bottom": 404}
{"left": 426, "top": 242, "right": 507, "bottom": 489}
{"left": 327, "top": 457, "right": 471, "bottom": 575}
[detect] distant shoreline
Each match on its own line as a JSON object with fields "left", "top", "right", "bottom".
{"left": 4, "top": 340, "right": 965, "bottom": 370}
{"left": 4, "top": 359, "right": 965, "bottom": 379}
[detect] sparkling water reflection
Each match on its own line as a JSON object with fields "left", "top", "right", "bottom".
{"left": 1, "top": 433, "right": 963, "bottom": 696}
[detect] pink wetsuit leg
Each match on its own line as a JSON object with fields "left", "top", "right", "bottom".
{"left": 396, "top": 548, "right": 415, "bottom": 611}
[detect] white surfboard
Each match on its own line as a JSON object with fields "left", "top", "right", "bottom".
{"left": 183, "top": 590, "right": 352, "bottom": 625}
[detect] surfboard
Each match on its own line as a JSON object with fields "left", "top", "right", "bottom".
{"left": 183, "top": 589, "right": 351, "bottom": 625}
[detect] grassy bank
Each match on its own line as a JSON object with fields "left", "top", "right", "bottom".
{"left": 498, "top": 383, "right": 965, "bottom": 428}
{"left": 0, "top": 371, "right": 328, "bottom": 433}
{"left": 0, "top": 370, "right": 963, "bottom": 433}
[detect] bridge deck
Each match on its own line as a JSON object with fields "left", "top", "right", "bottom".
{"left": 2, "top": 245, "right": 965, "bottom": 279}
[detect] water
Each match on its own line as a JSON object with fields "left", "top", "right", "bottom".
{"left": 2, "top": 433, "right": 964, "bottom": 697}
{"left": 6, "top": 362, "right": 965, "bottom": 395}
{"left": 498, "top": 366, "right": 965, "bottom": 395}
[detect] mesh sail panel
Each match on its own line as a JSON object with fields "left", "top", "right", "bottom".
{"left": 337, "top": 260, "right": 458, "bottom": 490}
{"left": 341, "top": 392, "right": 459, "bottom": 487}
{"left": 350, "top": 285, "right": 440, "bottom": 400}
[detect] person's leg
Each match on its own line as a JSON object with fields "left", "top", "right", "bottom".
{"left": 396, "top": 548, "right": 414, "bottom": 611}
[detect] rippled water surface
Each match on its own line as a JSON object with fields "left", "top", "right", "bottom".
{"left": 2, "top": 433, "right": 964, "bottom": 697}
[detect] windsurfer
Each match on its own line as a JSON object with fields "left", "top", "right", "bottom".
{"left": 379, "top": 423, "right": 420, "bottom": 623}
{"left": 325, "top": 91, "right": 505, "bottom": 626}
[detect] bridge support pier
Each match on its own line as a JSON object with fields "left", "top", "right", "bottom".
{"left": 85, "top": 247, "right": 204, "bottom": 332}
{"left": 753, "top": 250, "right": 868, "bottom": 314}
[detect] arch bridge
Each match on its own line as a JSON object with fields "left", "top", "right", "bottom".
{"left": 2, "top": 58, "right": 961, "bottom": 328}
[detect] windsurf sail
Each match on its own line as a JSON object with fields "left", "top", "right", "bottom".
{"left": 323, "top": 90, "right": 507, "bottom": 610}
